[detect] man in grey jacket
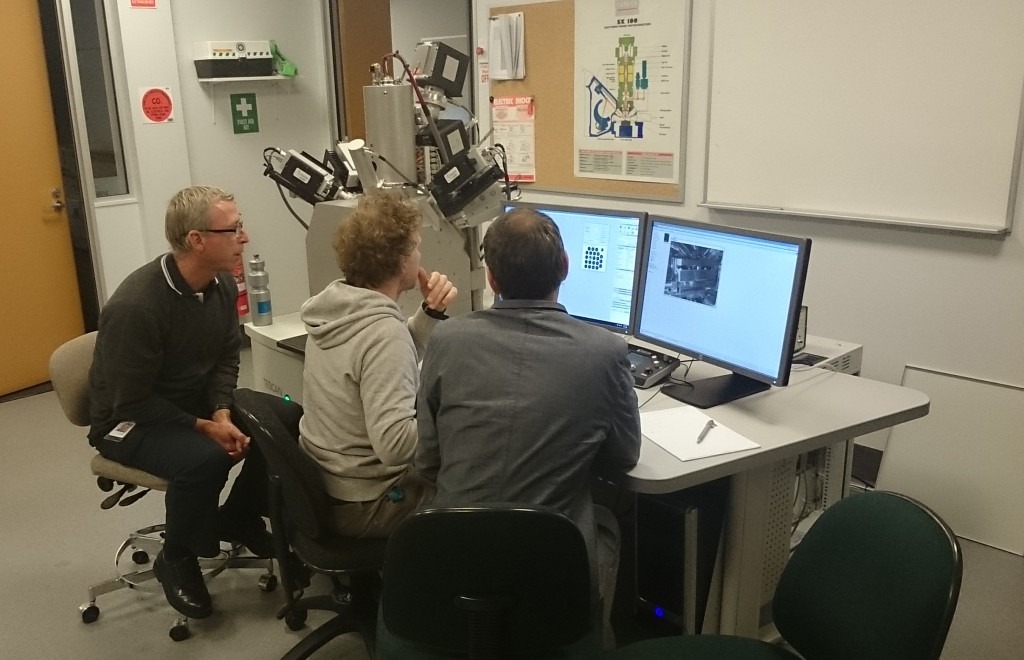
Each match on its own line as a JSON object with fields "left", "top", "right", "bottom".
{"left": 416, "top": 207, "right": 642, "bottom": 644}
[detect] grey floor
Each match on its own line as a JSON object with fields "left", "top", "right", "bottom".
{"left": 1, "top": 349, "right": 1021, "bottom": 658}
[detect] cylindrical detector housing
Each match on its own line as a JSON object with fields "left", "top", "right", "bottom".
{"left": 363, "top": 83, "right": 417, "bottom": 185}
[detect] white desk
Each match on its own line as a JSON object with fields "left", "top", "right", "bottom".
{"left": 244, "top": 312, "right": 306, "bottom": 402}
{"left": 245, "top": 319, "right": 928, "bottom": 637}
{"left": 627, "top": 365, "right": 929, "bottom": 636}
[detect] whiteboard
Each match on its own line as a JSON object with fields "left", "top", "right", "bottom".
{"left": 703, "top": 0, "right": 1024, "bottom": 234}
{"left": 877, "top": 366, "right": 1024, "bottom": 555}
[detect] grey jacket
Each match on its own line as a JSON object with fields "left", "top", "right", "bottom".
{"left": 416, "top": 299, "right": 641, "bottom": 556}
{"left": 298, "top": 280, "right": 439, "bottom": 501}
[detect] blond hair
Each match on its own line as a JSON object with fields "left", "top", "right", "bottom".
{"left": 165, "top": 186, "right": 235, "bottom": 253}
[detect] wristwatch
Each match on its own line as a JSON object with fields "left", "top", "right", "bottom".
{"left": 421, "top": 301, "right": 449, "bottom": 320}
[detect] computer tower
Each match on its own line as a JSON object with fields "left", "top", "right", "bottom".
{"left": 634, "top": 477, "right": 729, "bottom": 634}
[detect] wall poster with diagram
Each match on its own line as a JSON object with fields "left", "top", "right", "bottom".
{"left": 574, "top": 0, "right": 688, "bottom": 184}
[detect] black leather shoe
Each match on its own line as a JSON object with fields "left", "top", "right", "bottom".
{"left": 153, "top": 551, "right": 212, "bottom": 619}
{"left": 219, "top": 512, "right": 275, "bottom": 558}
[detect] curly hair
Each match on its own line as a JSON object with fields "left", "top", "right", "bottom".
{"left": 483, "top": 208, "right": 566, "bottom": 300}
{"left": 165, "top": 186, "right": 235, "bottom": 253}
{"left": 333, "top": 193, "right": 422, "bottom": 288}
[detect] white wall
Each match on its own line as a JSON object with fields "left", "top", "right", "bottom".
{"left": 91, "top": 0, "right": 332, "bottom": 315}
{"left": 391, "top": 0, "right": 471, "bottom": 58}
{"left": 85, "top": 0, "right": 189, "bottom": 299}
{"left": 171, "top": 0, "right": 332, "bottom": 315}
{"left": 110, "top": 0, "right": 193, "bottom": 261}
{"left": 473, "top": 0, "right": 1024, "bottom": 450}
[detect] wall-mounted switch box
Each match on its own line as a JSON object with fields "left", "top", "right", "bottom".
{"left": 194, "top": 41, "right": 273, "bottom": 79}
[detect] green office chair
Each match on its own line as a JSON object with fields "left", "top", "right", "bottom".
{"left": 232, "top": 388, "right": 388, "bottom": 660}
{"left": 376, "top": 504, "right": 603, "bottom": 660}
{"left": 604, "top": 490, "right": 963, "bottom": 660}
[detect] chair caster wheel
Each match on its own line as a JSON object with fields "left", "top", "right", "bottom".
{"left": 285, "top": 609, "right": 307, "bottom": 631}
{"left": 80, "top": 603, "right": 100, "bottom": 624}
{"left": 258, "top": 573, "right": 278, "bottom": 592}
{"left": 97, "top": 477, "right": 114, "bottom": 492}
{"left": 169, "top": 618, "right": 190, "bottom": 641}
{"left": 132, "top": 550, "right": 150, "bottom": 565}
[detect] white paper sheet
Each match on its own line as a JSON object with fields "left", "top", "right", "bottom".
{"left": 491, "top": 95, "right": 536, "bottom": 183}
{"left": 640, "top": 406, "right": 759, "bottom": 462}
{"left": 489, "top": 12, "right": 525, "bottom": 80}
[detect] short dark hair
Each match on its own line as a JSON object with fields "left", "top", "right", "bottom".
{"left": 483, "top": 208, "right": 566, "bottom": 299}
{"left": 333, "top": 193, "right": 421, "bottom": 288}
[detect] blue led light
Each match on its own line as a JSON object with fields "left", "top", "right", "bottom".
{"left": 654, "top": 606, "right": 665, "bottom": 618}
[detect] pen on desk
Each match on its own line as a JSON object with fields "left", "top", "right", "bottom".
{"left": 696, "top": 419, "right": 716, "bottom": 443}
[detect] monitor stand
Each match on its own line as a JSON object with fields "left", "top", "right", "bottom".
{"left": 660, "top": 373, "right": 770, "bottom": 409}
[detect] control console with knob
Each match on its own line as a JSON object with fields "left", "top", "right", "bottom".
{"left": 628, "top": 346, "right": 680, "bottom": 389}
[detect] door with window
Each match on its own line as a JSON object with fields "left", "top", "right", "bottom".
{"left": 0, "top": 0, "right": 86, "bottom": 395}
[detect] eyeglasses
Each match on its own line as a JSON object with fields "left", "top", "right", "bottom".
{"left": 200, "top": 220, "right": 245, "bottom": 236}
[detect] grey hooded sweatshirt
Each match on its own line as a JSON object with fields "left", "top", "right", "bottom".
{"left": 298, "top": 280, "right": 440, "bottom": 502}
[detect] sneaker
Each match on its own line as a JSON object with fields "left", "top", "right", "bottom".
{"left": 153, "top": 550, "right": 212, "bottom": 619}
{"left": 219, "top": 511, "right": 275, "bottom": 558}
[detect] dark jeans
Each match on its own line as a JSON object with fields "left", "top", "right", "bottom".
{"left": 96, "top": 423, "right": 268, "bottom": 558}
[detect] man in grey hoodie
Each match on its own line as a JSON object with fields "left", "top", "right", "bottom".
{"left": 298, "top": 193, "right": 457, "bottom": 538}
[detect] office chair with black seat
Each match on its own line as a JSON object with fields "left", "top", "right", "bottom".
{"left": 376, "top": 504, "right": 604, "bottom": 660}
{"left": 49, "top": 332, "right": 274, "bottom": 642}
{"left": 604, "top": 490, "right": 963, "bottom": 660}
{"left": 232, "top": 387, "right": 388, "bottom": 660}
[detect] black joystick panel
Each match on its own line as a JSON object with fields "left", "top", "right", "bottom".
{"left": 628, "top": 346, "right": 680, "bottom": 389}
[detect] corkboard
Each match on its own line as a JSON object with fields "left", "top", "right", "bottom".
{"left": 490, "top": 1, "right": 682, "bottom": 200}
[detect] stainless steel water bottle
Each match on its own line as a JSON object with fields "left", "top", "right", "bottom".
{"left": 248, "top": 254, "right": 273, "bottom": 326}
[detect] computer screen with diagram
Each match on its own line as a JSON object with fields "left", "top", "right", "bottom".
{"left": 503, "top": 201, "right": 647, "bottom": 333}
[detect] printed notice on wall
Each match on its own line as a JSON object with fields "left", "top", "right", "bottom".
{"left": 230, "top": 93, "right": 260, "bottom": 134}
{"left": 139, "top": 87, "right": 174, "bottom": 123}
{"left": 491, "top": 96, "right": 536, "bottom": 184}
{"left": 573, "top": 0, "right": 686, "bottom": 183}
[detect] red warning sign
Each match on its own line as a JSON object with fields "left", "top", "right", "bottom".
{"left": 141, "top": 88, "right": 173, "bottom": 123}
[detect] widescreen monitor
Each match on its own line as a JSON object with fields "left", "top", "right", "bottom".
{"left": 503, "top": 202, "right": 647, "bottom": 333}
{"left": 634, "top": 216, "right": 811, "bottom": 408}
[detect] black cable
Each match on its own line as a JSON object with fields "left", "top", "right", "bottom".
{"left": 638, "top": 388, "right": 661, "bottom": 409}
{"left": 667, "top": 357, "right": 696, "bottom": 384}
{"left": 368, "top": 150, "right": 419, "bottom": 186}
{"left": 262, "top": 147, "right": 311, "bottom": 230}
{"left": 390, "top": 51, "right": 449, "bottom": 167}
{"left": 275, "top": 183, "right": 309, "bottom": 230}
{"left": 791, "top": 469, "right": 815, "bottom": 534}
{"left": 493, "top": 143, "right": 513, "bottom": 200}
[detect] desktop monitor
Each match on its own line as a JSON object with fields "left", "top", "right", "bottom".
{"left": 503, "top": 201, "right": 647, "bottom": 333}
{"left": 634, "top": 216, "right": 811, "bottom": 408}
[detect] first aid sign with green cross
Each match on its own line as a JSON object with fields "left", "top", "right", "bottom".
{"left": 230, "top": 93, "right": 260, "bottom": 134}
